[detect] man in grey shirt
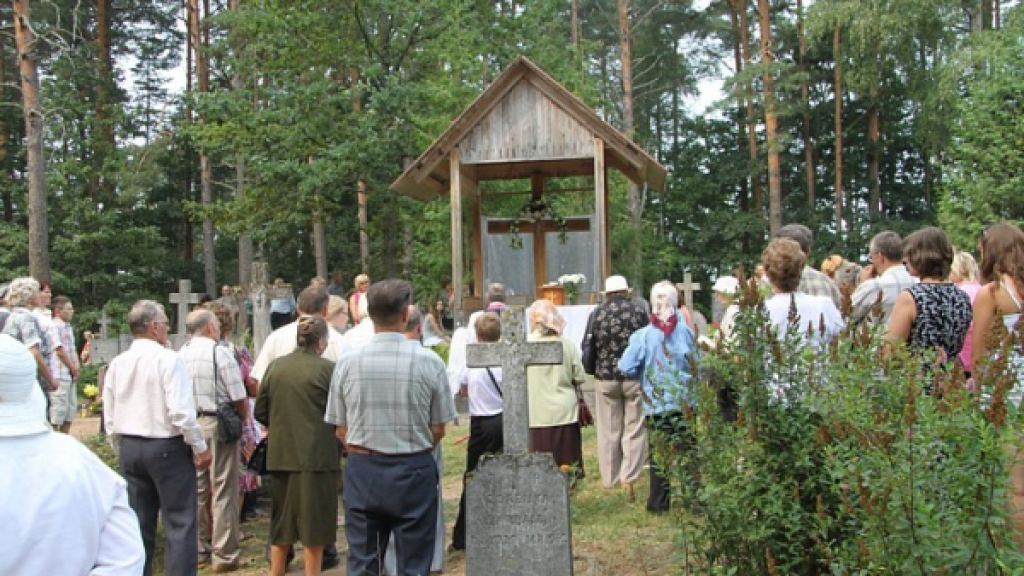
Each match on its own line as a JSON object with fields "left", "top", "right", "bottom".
{"left": 849, "top": 230, "right": 917, "bottom": 327}
{"left": 326, "top": 279, "right": 456, "bottom": 576}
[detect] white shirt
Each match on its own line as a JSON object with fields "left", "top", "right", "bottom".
{"left": 446, "top": 327, "right": 470, "bottom": 398}
{"left": 339, "top": 318, "right": 375, "bottom": 355}
{"left": 765, "top": 292, "right": 845, "bottom": 350}
{"left": 0, "top": 432, "right": 145, "bottom": 576}
{"left": 850, "top": 264, "right": 917, "bottom": 326}
{"left": 250, "top": 316, "right": 345, "bottom": 382}
{"left": 178, "top": 336, "right": 247, "bottom": 413}
{"left": 460, "top": 366, "right": 504, "bottom": 416}
{"left": 103, "top": 338, "right": 208, "bottom": 454}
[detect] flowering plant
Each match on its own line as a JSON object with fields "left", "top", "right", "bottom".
{"left": 82, "top": 384, "right": 99, "bottom": 399}
{"left": 558, "top": 274, "right": 586, "bottom": 304}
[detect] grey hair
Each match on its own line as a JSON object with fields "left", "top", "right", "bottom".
{"left": 486, "top": 283, "right": 507, "bottom": 304}
{"left": 870, "top": 231, "right": 903, "bottom": 262}
{"left": 128, "top": 300, "right": 166, "bottom": 335}
{"left": 6, "top": 277, "right": 40, "bottom": 308}
{"left": 775, "top": 224, "right": 814, "bottom": 254}
{"left": 405, "top": 305, "right": 423, "bottom": 333}
{"left": 185, "top": 309, "right": 217, "bottom": 334}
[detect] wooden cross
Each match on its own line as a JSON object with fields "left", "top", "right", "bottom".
{"left": 466, "top": 307, "right": 563, "bottom": 453}
{"left": 168, "top": 279, "right": 202, "bottom": 337}
{"left": 97, "top": 310, "right": 112, "bottom": 340}
{"left": 676, "top": 272, "right": 701, "bottom": 312}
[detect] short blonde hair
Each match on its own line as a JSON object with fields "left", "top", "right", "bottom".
{"left": 950, "top": 251, "right": 980, "bottom": 283}
{"left": 354, "top": 274, "right": 370, "bottom": 289}
{"left": 6, "top": 277, "right": 40, "bottom": 308}
{"left": 327, "top": 295, "right": 348, "bottom": 321}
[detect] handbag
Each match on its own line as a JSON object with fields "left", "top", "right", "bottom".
{"left": 213, "top": 346, "right": 243, "bottom": 444}
{"left": 576, "top": 389, "right": 594, "bottom": 427}
{"left": 247, "top": 438, "right": 268, "bottom": 474}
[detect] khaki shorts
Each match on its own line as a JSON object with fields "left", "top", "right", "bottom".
{"left": 48, "top": 379, "right": 76, "bottom": 426}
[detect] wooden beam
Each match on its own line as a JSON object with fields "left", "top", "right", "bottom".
{"left": 594, "top": 137, "right": 610, "bottom": 283}
{"left": 486, "top": 218, "right": 591, "bottom": 234}
{"left": 478, "top": 186, "right": 592, "bottom": 198}
{"left": 532, "top": 175, "right": 546, "bottom": 293}
{"left": 472, "top": 158, "right": 595, "bottom": 181}
{"left": 450, "top": 148, "right": 465, "bottom": 323}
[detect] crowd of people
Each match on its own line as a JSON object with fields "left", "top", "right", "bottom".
{"left": 1, "top": 219, "right": 1022, "bottom": 575}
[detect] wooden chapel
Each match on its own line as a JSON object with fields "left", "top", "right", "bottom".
{"left": 390, "top": 57, "right": 667, "bottom": 321}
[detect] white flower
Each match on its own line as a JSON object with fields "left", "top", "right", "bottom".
{"left": 558, "top": 274, "right": 586, "bottom": 285}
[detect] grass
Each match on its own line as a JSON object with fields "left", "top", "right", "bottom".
{"left": 77, "top": 408, "right": 684, "bottom": 575}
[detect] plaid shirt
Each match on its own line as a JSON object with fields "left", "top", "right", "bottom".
{"left": 49, "top": 318, "right": 76, "bottom": 380}
{"left": 799, "top": 266, "right": 842, "bottom": 309}
{"left": 326, "top": 333, "right": 456, "bottom": 454}
{"left": 849, "top": 265, "right": 917, "bottom": 327}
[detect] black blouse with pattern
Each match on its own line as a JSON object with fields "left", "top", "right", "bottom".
{"left": 906, "top": 282, "right": 973, "bottom": 364}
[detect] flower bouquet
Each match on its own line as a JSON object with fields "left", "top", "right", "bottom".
{"left": 558, "top": 274, "right": 586, "bottom": 304}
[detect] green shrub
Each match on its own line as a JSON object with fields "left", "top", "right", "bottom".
{"left": 664, "top": 286, "right": 1024, "bottom": 575}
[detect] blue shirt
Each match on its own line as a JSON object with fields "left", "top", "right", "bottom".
{"left": 617, "top": 312, "right": 698, "bottom": 415}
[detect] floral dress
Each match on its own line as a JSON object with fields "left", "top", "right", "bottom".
{"left": 906, "top": 283, "right": 973, "bottom": 368}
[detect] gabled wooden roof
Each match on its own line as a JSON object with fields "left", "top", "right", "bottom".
{"left": 390, "top": 56, "right": 667, "bottom": 201}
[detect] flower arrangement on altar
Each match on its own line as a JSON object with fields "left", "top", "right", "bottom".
{"left": 507, "top": 196, "right": 569, "bottom": 249}
{"left": 558, "top": 273, "right": 586, "bottom": 304}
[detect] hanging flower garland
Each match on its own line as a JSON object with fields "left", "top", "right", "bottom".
{"left": 507, "top": 196, "right": 569, "bottom": 249}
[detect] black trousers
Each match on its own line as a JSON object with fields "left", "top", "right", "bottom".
{"left": 119, "top": 435, "right": 198, "bottom": 576}
{"left": 452, "top": 413, "right": 503, "bottom": 549}
{"left": 646, "top": 411, "right": 694, "bottom": 513}
{"left": 345, "top": 451, "right": 438, "bottom": 576}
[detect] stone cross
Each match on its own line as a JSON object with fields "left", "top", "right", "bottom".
{"left": 169, "top": 279, "right": 202, "bottom": 337}
{"left": 97, "top": 310, "right": 112, "bottom": 340}
{"left": 676, "top": 272, "right": 701, "bottom": 312}
{"left": 466, "top": 306, "right": 563, "bottom": 454}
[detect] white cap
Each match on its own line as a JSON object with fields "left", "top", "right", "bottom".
{"left": 0, "top": 334, "right": 50, "bottom": 437}
{"left": 602, "top": 275, "right": 631, "bottom": 294}
{"left": 712, "top": 276, "right": 741, "bottom": 295}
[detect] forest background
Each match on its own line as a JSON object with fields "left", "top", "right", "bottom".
{"left": 1, "top": 0, "right": 1021, "bottom": 330}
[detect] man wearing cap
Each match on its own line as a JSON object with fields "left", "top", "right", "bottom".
{"left": 0, "top": 334, "right": 145, "bottom": 575}
{"left": 103, "top": 300, "right": 213, "bottom": 576}
{"left": 584, "top": 275, "right": 649, "bottom": 499}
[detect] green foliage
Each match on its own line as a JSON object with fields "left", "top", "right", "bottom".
{"left": 664, "top": 287, "right": 1024, "bottom": 574}
{"left": 939, "top": 9, "right": 1024, "bottom": 249}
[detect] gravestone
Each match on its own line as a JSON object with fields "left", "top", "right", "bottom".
{"left": 90, "top": 310, "right": 133, "bottom": 364}
{"left": 676, "top": 272, "right": 701, "bottom": 313}
{"left": 465, "top": 307, "right": 574, "bottom": 576}
{"left": 169, "top": 279, "right": 202, "bottom": 348}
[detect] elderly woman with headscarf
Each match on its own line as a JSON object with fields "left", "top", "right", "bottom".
{"left": 527, "top": 299, "right": 587, "bottom": 479}
{"left": 618, "top": 281, "right": 699, "bottom": 514}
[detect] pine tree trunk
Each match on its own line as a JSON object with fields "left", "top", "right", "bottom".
{"left": 358, "top": 179, "right": 369, "bottom": 274}
{"left": 0, "top": 34, "right": 11, "bottom": 224}
{"left": 833, "top": 26, "right": 844, "bottom": 236}
{"left": 797, "top": 0, "right": 814, "bottom": 209}
{"left": 190, "top": 0, "right": 216, "bottom": 296}
{"left": 570, "top": 0, "right": 579, "bottom": 49}
{"left": 739, "top": 0, "right": 762, "bottom": 214}
{"left": 618, "top": 0, "right": 642, "bottom": 223}
{"left": 94, "top": 0, "right": 115, "bottom": 201}
{"left": 14, "top": 0, "right": 49, "bottom": 280}
{"left": 758, "top": 0, "right": 782, "bottom": 236}
{"left": 867, "top": 101, "right": 880, "bottom": 218}
{"left": 726, "top": 0, "right": 750, "bottom": 252}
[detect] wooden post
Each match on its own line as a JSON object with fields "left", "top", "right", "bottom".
{"left": 531, "top": 174, "right": 546, "bottom": 291}
{"left": 594, "top": 138, "right": 609, "bottom": 284}
{"left": 450, "top": 148, "right": 464, "bottom": 325}
{"left": 469, "top": 168, "right": 483, "bottom": 301}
